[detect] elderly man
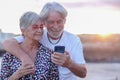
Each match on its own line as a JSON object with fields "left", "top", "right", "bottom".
{"left": 2, "top": 2, "right": 87, "bottom": 80}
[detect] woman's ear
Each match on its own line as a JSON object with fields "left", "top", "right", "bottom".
{"left": 20, "top": 27, "right": 25, "bottom": 36}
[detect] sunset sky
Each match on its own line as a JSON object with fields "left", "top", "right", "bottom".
{"left": 0, "top": 0, "right": 120, "bottom": 34}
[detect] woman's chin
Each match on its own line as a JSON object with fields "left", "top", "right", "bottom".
{"left": 34, "top": 37, "right": 41, "bottom": 42}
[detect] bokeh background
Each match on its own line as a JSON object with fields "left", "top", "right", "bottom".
{"left": 0, "top": 0, "right": 120, "bottom": 80}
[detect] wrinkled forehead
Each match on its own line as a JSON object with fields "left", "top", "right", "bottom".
{"left": 46, "top": 11, "right": 64, "bottom": 20}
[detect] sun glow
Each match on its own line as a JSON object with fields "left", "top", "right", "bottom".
{"left": 96, "top": 34, "right": 113, "bottom": 41}
{"left": 98, "top": 34, "right": 112, "bottom": 38}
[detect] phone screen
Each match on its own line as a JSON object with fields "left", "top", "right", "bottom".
{"left": 54, "top": 46, "right": 65, "bottom": 53}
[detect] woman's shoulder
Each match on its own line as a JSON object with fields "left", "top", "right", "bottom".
{"left": 38, "top": 43, "right": 53, "bottom": 53}
{"left": 2, "top": 52, "right": 18, "bottom": 63}
{"left": 2, "top": 52, "right": 13, "bottom": 58}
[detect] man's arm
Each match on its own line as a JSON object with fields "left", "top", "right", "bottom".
{"left": 2, "top": 38, "right": 34, "bottom": 66}
{"left": 66, "top": 58, "right": 87, "bottom": 78}
{"left": 51, "top": 52, "right": 87, "bottom": 78}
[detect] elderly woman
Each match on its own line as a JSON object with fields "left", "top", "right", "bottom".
{"left": 0, "top": 11, "right": 59, "bottom": 80}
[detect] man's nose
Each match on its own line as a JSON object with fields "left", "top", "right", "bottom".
{"left": 53, "top": 22, "right": 59, "bottom": 27}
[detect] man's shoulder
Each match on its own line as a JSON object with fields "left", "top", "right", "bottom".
{"left": 63, "top": 31, "right": 79, "bottom": 39}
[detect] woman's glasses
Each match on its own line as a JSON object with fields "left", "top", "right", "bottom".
{"left": 32, "top": 24, "right": 44, "bottom": 30}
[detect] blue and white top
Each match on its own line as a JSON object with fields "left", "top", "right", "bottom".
{"left": 0, "top": 43, "right": 59, "bottom": 80}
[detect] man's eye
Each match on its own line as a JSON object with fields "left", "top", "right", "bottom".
{"left": 48, "top": 21, "right": 54, "bottom": 24}
{"left": 57, "top": 20, "right": 63, "bottom": 24}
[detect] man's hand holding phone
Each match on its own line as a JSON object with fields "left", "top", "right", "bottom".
{"left": 54, "top": 46, "right": 65, "bottom": 53}
{"left": 51, "top": 46, "right": 71, "bottom": 67}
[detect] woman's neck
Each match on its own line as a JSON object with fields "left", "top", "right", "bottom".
{"left": 20, "top": 39, "right": 39, "bottom": 53}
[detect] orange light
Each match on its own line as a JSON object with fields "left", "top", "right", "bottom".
{"left": 98, "top": 34, "right": 112, "bottom": 38}
{"left": 97, "top": 34, "right": 113, "bottom": 41}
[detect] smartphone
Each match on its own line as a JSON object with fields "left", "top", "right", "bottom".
{"left": 54, "top": 46, "right": 65, "bottom": 53}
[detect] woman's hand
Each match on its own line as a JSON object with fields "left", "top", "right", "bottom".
{"left": 9, "top": 64, "right": 35, "bottom": 80}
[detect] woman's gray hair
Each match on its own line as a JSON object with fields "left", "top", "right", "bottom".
{"left": 20, "top": 11, "right": 40, "bottom": 29}
{"left": 40, "top": 2, "right": 68, "bottom": 21}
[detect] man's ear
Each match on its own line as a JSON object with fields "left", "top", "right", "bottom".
{"left": 64, "top": 18, "right": 66, "bottom": 24}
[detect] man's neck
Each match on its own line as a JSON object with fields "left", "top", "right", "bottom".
{"left": 47, "top": 32, "right": 63, "bottom": 45}
{"left": 47, "top": 33, "right": 62, "bottom": 40}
